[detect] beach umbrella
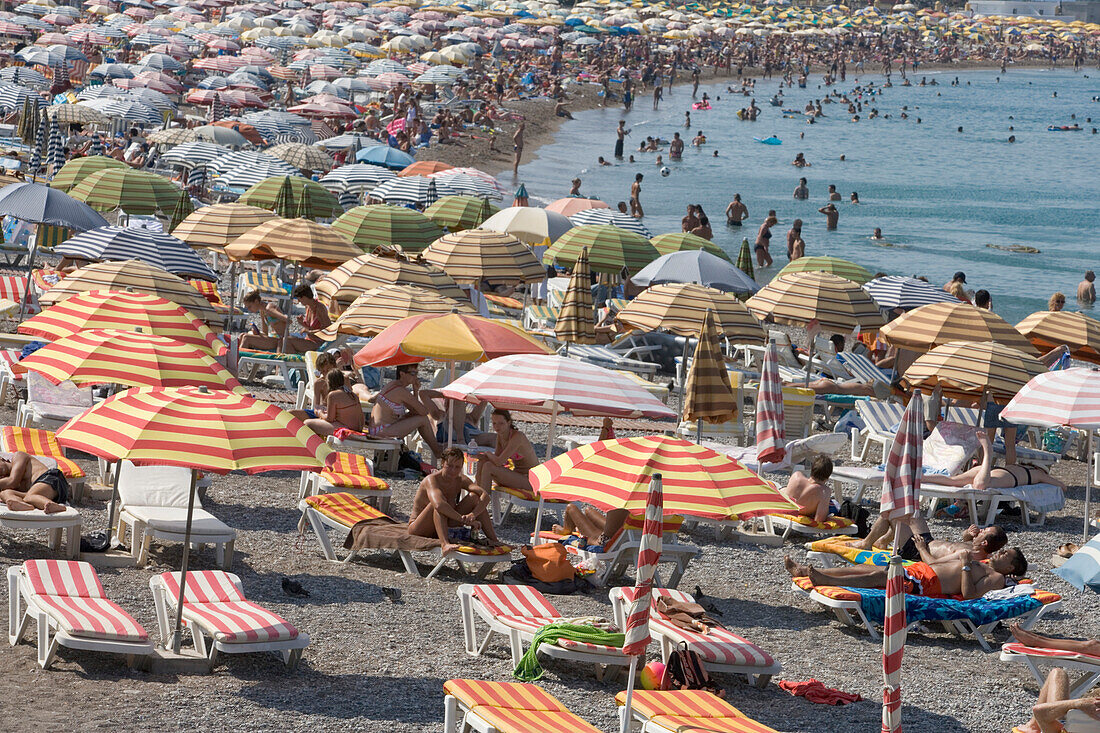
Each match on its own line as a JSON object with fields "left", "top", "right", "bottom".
{"left": 368, "top": 176, "right": 457, "bottom": 208}
{"left": 1052, "top": 532, "right": 1100, "bottom": 592}
{"left": 271, "top": 175, "right": 297, "bottom": 219}
{"left": 683, "top": 309, "right": 739, "bottom": 428}
{"left": 399, "top": 160, "right": 454, "bottom": 177}
{"left": 55, "top": 226, "right": 215, "bottom": 281}
{"left": 617, "top": 282, "right": 764, "bottom": 342}
{"left": 170, "top": 203, "right": 278, "bottom": 251}
{"left": 168, "top": 189, "right": 194, "bottom": 233}
{"left": 70, "top": 168, "right": 180, "bottom": 216}
{"left": 48, "top": 104, "right": 110, "bottom": 126}
{"left": 331, "top": 204, "right": 443, "bottom": 252}
{"left": 880, "top": 301, "right": 1036, "bottom": 355}
{"left": 746, "top": 271, "right": 884, "bottom": 335}
{"left": 49, "top": 156, "right": 128, "bottom": 194}
{"left": 55, "top": 386, "right": 331, "bottom": 653}
{"left": 353, "top": 312, "right": 551, "bottom": 367}
{"left": 863, "top": 275, "right": 958, "bottom": 311}
{"left": 422, "top": 229, "right": 543, "bottom": 285}
{"left": 512, "top": 184, "right": 529, "bottom": 207}
{"left": 544, "top": 197, "right": 607, "bottom": 217}
{"left": 267, "top": 143, "right": 332, "bottom": 173}
{"left": 17, "top": 95, "right": 35, "bottom": 145}
{"left": 27, "top": 112, "right": 47, "bottom": 176}
{"left": 224, "top": 218, "right": 359, "bottom": 268}
{"left": 756, "top": 341, "right": 786, "bottom": 464}
{"left": 38, "top": 260, "right": 218, "bottom": 323}
{"left": 879, "top": 389, "right": 924, "bottom": 733}
{"left": 649, "top": 232, "right": 731, "bottom": 262}
{"left": 479, "top": 207, "right": 573, "bottom": 246}
{"left": 355, "top": 144, "right": 414, "bottom": 169}
{"left": 619, "top": 472, "right": 663, "bottom": 733}
{"left": 570, "top": 208, "right": 652, "bottom": 238}
{"left": 777, "top": 255, "right": 873, "bottom": 284}
{"left": 423, "top": 195, "right": 498, "bottom": 232}
{"left": 316, "top": 284, "right": 475, "bottom": 341}
{"left": 320, "top": 163, "right": 396, "bottom": 196}
{"left": 0, "top": 181, "right": 108, "bottom": 231}
{"left": 20, "top": 289, "right": 225, "bottom": 356}
{"left": 632, "top": 250, "right": 758, "bottom": 294}
{"left": 313, "top": 250, "right": 465, "bottom": 308}
{"left": 555, "top": 246, "right": 597, "bottom": 347}
{"left": 735, "top": 238, "right": 754, "bottom": 281}
{"left": 88, "top": 133, "right": 104, "bottom": 157}
{"left": 543, "top": 224, "right": 658, "bottom": 275}
{"left": 45, "top": 116, "right": 64, "bottom": 180}
{"left": 902, "top": 341, "right": 1043, "bottom": 404}
{"left": 237, "top": 176, "right": 341, "bottom": 219}
{"left": 13, "top": 329, "right": 242, "bottom": 392}
{"left": 1016, "top": 311, "right": 1100, "bottom": 365}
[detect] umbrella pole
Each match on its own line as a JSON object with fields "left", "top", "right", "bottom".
{"left": 546, "top": 404, "right": 558, "bottom": 460}
{"left": 447, "top": 362, "right": 455, "bottom": 449}
{"left": 105, "top": 466, "right": 122, "bottom": 549}
{"left": 677, "top": 337, "right": 691, "bottom": 409}
{"left": 1087, "top": 430, "right": 1094, "bottom": 542}
{"left": 16, "top": 236, "right": 36, "bottom": 323}
{"left": 620, "top": 655, "right": 640, "bottom": 733}
{"left": 170, "top": 469, "right": 199, "bottom": 655}
{"left": 225, "top": 261, "right": 238, "bottom": 336}
{"left": 532, "top": 496, "right": 544, "bottom": 544}
{"left": 803, "top": 339, "right": 815, "bottom": 387}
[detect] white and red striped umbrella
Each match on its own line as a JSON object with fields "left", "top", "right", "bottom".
{"left": 755, "top": 341, "right": 785, "bottom": 464}
{"left": 879, "top": 389, "right": 924, "bottom": 733}
{"left": 618, "top": 473, "right": 663, "bottom": 733}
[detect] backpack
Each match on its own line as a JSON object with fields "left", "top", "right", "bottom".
{"left": 660, "top": 642, "right": 724, "bottom": 698}
{"left": 837, "top": 499, "right": 871, "bottom": 538}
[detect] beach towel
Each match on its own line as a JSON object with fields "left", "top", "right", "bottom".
{"left": 512, "top": 622, "right": 624, "bottom": 682}
{"left": 777, "top": 679, "right": 862, "bottom": 706}
{"left": 994, "top": 483, "right": 1065, "bottom": 515}
{"left": 344, "top": 517, "right": 510, "bottom": 557}
{"left": 850, "top": 586, "right": 1046, "bottom": 626}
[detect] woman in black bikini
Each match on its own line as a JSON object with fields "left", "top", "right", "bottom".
{"left": 923, "top": 432, "right": 1065, "bottom": 492}
{"left": 755, "top": 211, "right": 777, "bottom": 267}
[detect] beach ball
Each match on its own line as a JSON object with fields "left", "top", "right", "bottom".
{"left": 660, "top": 166, "right": 671, "bottom": 177}
{"left": 640, "top": 661, "right": 667, "bottom": 690}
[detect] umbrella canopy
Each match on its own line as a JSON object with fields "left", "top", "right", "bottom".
{"left": 331, "top": 204, "right": 443, "bottom": 252}
{"left": 683, "top": 309, "right": 739, "bottom": 426}
{"left": 756, "top": 342, "right": 786, "bottom": 464}
{"left": 171, "top": 203, "right": 279, "bottom": 251}
{"left": 544, "top": 197, "right": 608, "bottom": 217}
{"left": 617, "top": 283, "right": 764, "bottom": 342}
{"left": 399, "top": 160, "right": 454, "bottom": 177}
{"left": 735, "top": 238, "right": 754, "bottom": 281}
{"left": 1002, "top": 368, "right": 1100, "bottom": 429}
{"left": 902, "top": 341, "right": 1044, "bottom": 403}
{"left": 1052, "top": 532, "right": 1100, "bottom": 593}
{"left": 555, "top": 246, "right": 596, "bottom": 346}
{"left": 320, "top": 163, "right": 397, "bottom": 196}
{"left": 168, "top": 189, "right": 194, "bottom": 233}
{"left": 423, "top": 195, "right": 498, "bottom": 232}
{"left": 353, "top": 312, "right": 551, "bottom": 367}
{"left": 543, "top": 224, "right": 658, "bottom": 275}
{"left": 13, "top": 329, "right": 242, "bottom": 392}
{"left": 632, "top": 250, "right": 758, "bottom": 294}
{"left": 479, "top": 206, "right": 573, "bottom": 245}
{"left": 777, "top": 255, "right": 873, "bottom": 284}
{"left": 316, "top": 284, "right": 474, "bottom": 341}
{"left": 422, "top": 229, "right": 543, "bottom": 285}
{"left": 368, "top": 175, "right": 455, "bottom": 207}
{"left": 531, "top": 435, "right": 798, "bottom": 521}
{"left": 1016, "top": 310, "right": 1100, "bottom": 364}
{"left": 314, "top": 251, "right": 465, "bottom": 307}
{"left": 746, "top": 271, "right": 885, "bottom": 334}
{"left": 649, "top": 232, "right": 731, "bottom": 261}
{"left": 70, "top": 168, "right": 181, "bottom": 216}
{"left": 863, "top": 275, "right": 958, "bottom": 311}
{"left": 570, "top": 208, "right": 652, "bottom": 238}
{"left": 439, "top": 354, "right": 674, "bottom": 419}
{"left": 880, "top": 301, "right": 1035, "bottom": 354}
{"left": 55, "top": 226, "right": 216, "bottom": 281}
{"left": 267, "top": 142, "right": 333, "bottom": 172}
{"left": 237, "top": 175, "right": 341, "bottom": 218}
{"left": 38, "top": 260, "right": 218, "bottom": 323}
{"left": 0, "top": 181, "right": 108, "bottom": 231}
{"left": 49, "top": 155, "right": 128, "bottom": 194}
{"left": 356, "top": 144, "right": 415, "bottom": 169}
{"left": 20, "top": 289, "right": 225, "bottom": 356}
{"left": 224, "top": 218, "right": 360, "bottom": 268}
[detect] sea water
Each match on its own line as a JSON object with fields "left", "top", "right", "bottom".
{"left": 515, "top": 68, "right": 1099, "bottom": 324}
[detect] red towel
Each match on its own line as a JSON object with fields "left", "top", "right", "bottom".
{"left": 777, "top": 679, "right": 862, "bottom": 706}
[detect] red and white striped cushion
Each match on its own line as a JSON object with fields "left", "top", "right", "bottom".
{"left": 555, "top": 638, "right": 624, "bottom": 655}
{"left": 0, "top": 350, "right": 23, "bottom": 382}
{"left": 35, "top": 595, "right": 148, "bottom": 642}
{"left": 158, "top": 571, "right": 297, "bottom": 644}
{"left": 1002, "top": 642, "right": 1100, "bottom": 665}
{"left": 24, "top": 560, "right": 105, "bottom": 599}
{"left": 473, "top": 585, "right": 560, "bottom": 620}
{"left": 650, "top": 589, "right": 774, "bottom": 668}
{"left": 159, "top": 570, "right": 245, "bottom": 604}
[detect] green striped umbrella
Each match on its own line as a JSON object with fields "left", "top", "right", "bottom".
{"left": 332, "top": 204, "right": 443, "bottom": 253}
{"left": 650, "top": 232, "right": 731, "bottom": 262}
{"left": 542, "top": 224, "right": 658, "bottom": 275}
{"left": 50, "top": 156, "right": 129, "bottom": 194}
{"left": 295, "top": 181, "right": 315, "bottom": 221}
{"left": 777, "top": 256, "right": 873, "bottom": 285}
{"left": 238, "top": 176, "right": 340, "bottom": 219}
{"left": 17, "top": 96, "right": 34, "bottom": 145}
{"left": 168, "top": 189, "right": 194, "bottom": 233}
{"left": 736, "top": 237, "right": 754, "bottom": 281}
{"left": 272, "top": 175, "right": 296, "bottom": 219}
{"left": 424, "top": 195, "right": 500, "bottom": 232}
{"left": 70, "top": 168, "right": 181, "bottom": 216}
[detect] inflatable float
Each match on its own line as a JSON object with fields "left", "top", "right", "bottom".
{"left": 1047, "top": 125, "right": 1082, "bottom": 131}
{"left": 754, "top": 136, "right": 782, "bottom": 145}
{"left": 692, "top": 102, "right": 711, "bottom": 110}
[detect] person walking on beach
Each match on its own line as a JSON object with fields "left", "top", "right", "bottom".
{"left": 725, "top": 194, "right": 748, "bottom": 227}
{"left": 818, "top": 202, "right": 839, "bottom": 230}
{"left": 614, "top": 120, "right": 628, "bottom": 159}
{"left": 755, "top": 212, "right": 776, "bottom": 267}
{"left": 1078, "top": 270, "right": 1096, "bottom": 305}
{"left": 512, "top": 120, "right": 524, "bottom": 175}
{"left": 630, "top": 173, "right": 644, "bottom": 218}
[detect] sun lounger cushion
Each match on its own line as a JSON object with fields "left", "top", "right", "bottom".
{"left": 808, "top": 538, "right": 898, "bottom": 567}
{"left": 792, "top": 576, "right": 862, "bottom": 602}
{"left": 443, "top": 680, "right": 602, "bottom": 733}
{"left": 0, "top": 428, "right": 85, "bottom": 479}
{"left": 839, "top": 585, "right": 1059, "bottom": 626}
{"left": 615, "top": 690, "right": 775, "bottom": 733}
{"left": 773, "top": 514, "right": 854, "bottom": 530}
{"left": 238, "top": 349, "right": 305, "bottom": 362}
{"left": 0, "top": 504, "right": 81, "bottom": 522}
{"left": 157, "top": 571, "right": 300, "bottom": 644}
{"left": 306, "top": 491, "right": 388, "bottom": 527}
{"left": 320, "top": 452, "right": 389, "bottom": 491}
{"left": 24, "top": 560, "right": 148, "bottom": 642}
{"left": 472, "top": 585, "right": 560, "bottom": 633}
{"left": 1002, "top": 642, "right": 1100, "bottom": 665}
{"left": 650, "top": 589, "right": 775, "bottom": 668}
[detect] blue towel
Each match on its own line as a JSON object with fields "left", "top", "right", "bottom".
{"left": 851, "top": 587, "right": 1043, "bottom": 627}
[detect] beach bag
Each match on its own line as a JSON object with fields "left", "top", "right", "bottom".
{"left": 1042, "top": 427, "right": 1071, "bottom": 456}
{"left": 522, "top": 543, "right": 575, "bottom": 583}
{"left": 661, "top": 642, "right": 724, "bottom": 697}
{"left": 837, "top": 499, "right": 870, "bottom": 538}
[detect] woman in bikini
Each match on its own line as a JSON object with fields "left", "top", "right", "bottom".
{"left": 369, "top": 364, "right": 444, "bottom": 463}
{"left": 304, "top": 370, "right": 364, "bottom": 437}
{"left": 755, "top": 211, "right": 776, "bottom": 267}
{"left": 475, "top": 409, "right": 538, "bottom": 496}
{"left": 923, "top": 431, "right": 1065, "bottom": 492}
{"left": 239, "top": 289, "right": 288, "bottom": 352}
{"left": 284, "top": 283, "right": 331, "bottom": 355}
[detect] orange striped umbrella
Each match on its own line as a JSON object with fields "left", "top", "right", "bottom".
{"left": 314, "top": 250, "right": 466, "bottom": 308}
{"left": 530, "top": 435, "right": 798, "bottom": 520}
{"left": 617, "top": 282, "right": 765, "bottom": 342}
{"left": 316, "top": 284, "right": 475, "bottom": 340}
{"left": 353, "top": 312, "right": 551, "bottom": 367}
{"left": 19, "top": 289, "right": 226, "bottom": 356}
{"left": 223, "top": 218, "right": 361, "bottom": 268}
{"left": 422, "top": 229, "right": 544, "bottom": 285}
{"left": 399, "top": 160, "right": 454, "bottom": 177}
{"left": 902, "top": 341, "right": 1044, "bottom": 403}
{"left": 1016, "top": 310, "right": 1100, "bottom": 364}
{"left": 881, "top": 301, "right": 1036, "bottom": 355}
{"left": 12, "top": 330, "right": 243, "bottom": 392}
{"left": 746, "top": 271, "right": 885, "bottom": 334}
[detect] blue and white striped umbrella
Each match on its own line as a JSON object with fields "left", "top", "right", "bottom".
{"left": 45, "top": 116, "right": 64, "bottom": 180}
{"left": 0, "top": 66, "right": 49, "bottom": 90}
{"left": 186, "top": 165, "right": 208, "bottom": 190}
{"left": 55, "top": 226, "right": 217, "bottom": 281}
{"left": 570, "top": 208, "right": 653, "bottom": 237}
{"left": 161, "top": 142, "right": 231, "bottom": 168}
{"left": 0, "top": 83, "right": 46, "bottom": 113}
{"left": 27, "top": 111, "right": 47, "bottom": 176}
{"left": 337, "top": 190, "right": 360, "bottom": 210}
{"left": 208, "top": 149, "right": 297, "bottom": 176}
{"left": 863, "top": 276, "right": 959, "bottom": 311}
{"left": 320, "top": 163, "right": 396, "bottom": 194}
{"left": 79, "top": 98, "right": 162, "bottom": 126}
{"left": 217, "top": 162, "right": 303, "bottom": 189}
{"left": 368, "top": 175, "right": 458, "bottom": 207}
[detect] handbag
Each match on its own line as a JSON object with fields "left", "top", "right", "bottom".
{"left": 521, "top": 543, "right": 576, "bottom": 583}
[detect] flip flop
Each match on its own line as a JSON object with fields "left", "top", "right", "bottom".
{"left": 1057, "top": 542, "right": 1080, "bottom": 559}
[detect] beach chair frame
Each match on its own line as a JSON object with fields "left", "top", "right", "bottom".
{"left": 1000, "top": 643, "right": 1100, "bottom": 698}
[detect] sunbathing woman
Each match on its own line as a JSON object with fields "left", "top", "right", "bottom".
{"left": 553, "top": 506, "right": 630, "bottom": 551}
{"left": 475, "top": 409, "right": 538, "bottom": 497}
{"left": 304, "top": 371, "right": 364, "bottom": 437}
{"left": 369, "top": 364, "right": 444, "bottom": 463}
{"left": 283, "top": 283, "right": 331, "bottom": 355}
{"left": 239, "top": 289, "right": 287, "bottom": 352}
{"left": 922, "top": 431, "right": 1065, "bottom": 493}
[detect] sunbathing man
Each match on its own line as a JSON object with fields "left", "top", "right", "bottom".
{"left": 923, "top": 431, "right": 1065, "bottom": 493}
{"left": 408, "top": 448, "right": 503, "bottom": 554}
{"left": 552, "top": 505, "right": 630, "bottom": 552}
{"left": 0, "top": 451, "right": 69, "bottom": 513}
{"left": 785, "top": 536, "right": 1027, "bottom": 599}
{"left": 778, "top": 455, "right": 835, "bottom": 523}
{"left": 856, "top": 513, "right": 1007, "bottom": 562}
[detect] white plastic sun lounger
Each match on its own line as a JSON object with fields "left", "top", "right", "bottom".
{"left": 1001, "top": 642, "right": 1100, "bottom": 698}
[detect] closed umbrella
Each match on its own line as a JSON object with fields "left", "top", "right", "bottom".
{"left": 555, "top": 246, "right": 596, "bottom": 347}
{"left": 224, "top": 218, "right": 360, "bottom": 268}
{"left": 756, "top": 342, "right": 786, "bottom": 464}
{"left": 313, "top": 250, "right": 465, "bottom": 307}
{"left": 27, "top": 111, "right": 47, "bottom": 177}
{"left": 777, "top": 255, "right": 873, "bottom": 284}
{"left": 295, "top": 183, "right": 315, "bottom": 221}
{"left": 422, "top": 229, "right": 543, "bottom": 285}
{"left": 171, "top": 203, "right": 279, "bottom": 251}
{"left": 683, "top": 309, "right": 739, "bottom": 428}
{"left": 55, "top": 226, "right": 216, "bottom": 281}
{"left": 543, "top": 224, "right": 658, "bottom": 275}
{"left": 45, "top": 116, "right": 64, "bottom": 180}
{"left": 315, "top": 284, "right": 474, "bottom": 341}
{"left": 331, "top": 204, "right": 443, "bottom": 252}
{"left": 880, "top": 302, "right": 1036, "bottom": 355}
{"left": 168, "top": 189, "right": 194, "bottom": 233}
{"left": 863, "top": 276, "right": 959, "bottom": 311}
{"left": 649, "top": 232, "right": 731, "bottom": 261}
{"left": 353, "top": 312, "right": 551, "bottom": 367}
{"left": 632, "top": 250, "right": 758, "bottom": 294}
{"left": 902, "top": 341, "right": 1044, "bottom": 403}
{"left": 1016, "top": 311, "right": 1100, "bottom": 365}
{"left": 272, "top": 175, "right": 296, "bottom": 219}
{"left": 512, "top": 184, "right": 528, "bottom": 207}
{"left": 735, "top": 238, "right": 754, "bottom": 281}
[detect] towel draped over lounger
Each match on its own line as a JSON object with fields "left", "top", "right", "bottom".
{"left": 513, "top": 622, "right": 625, "bottom": 682}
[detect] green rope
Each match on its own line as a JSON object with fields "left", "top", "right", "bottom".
{"left": 512, "top": 622, "right": 625, "bottom": 682}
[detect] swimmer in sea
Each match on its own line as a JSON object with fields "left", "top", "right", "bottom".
{"left": 850, "top": 192, "right": 860, "bottom": 204}
{"left": 792, "top": 152, "right": 810, "bottom": 167}
{"left": 692, "top": 131, "right": 706, "bottom": 146}
{"left": 872, "top": 227, "right": 884, "bottom": 240}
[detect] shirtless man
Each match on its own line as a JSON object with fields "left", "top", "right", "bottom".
{"left": 857, "top": 513, "right": 1007, "bottom": 563}
{"left": 552, "top": 505, "right": 629, "bottom": 551}
{"left": 818, "top": 203, "right": 839, "bottom": 230}
{"left": 669, "top": 132, "right": 684, "bottom": 159}
{"left": 785, "top": 539, "right": 1027, "bottom": 600}
{"left": 778, "top": 456, "right": 834, "bottom": 523}
{"left": 512, "top": 120, "right": 524, "bottom": 175}
{"left": 793, "top": 177, "right": 809, "bottom": 200}
{"left": 725, "top": 194, "right": 748, "bottom": 227}
{"left": 0, "top": 451, "right": 69, "bottom": 513}
{"left": 629, "top": 173, "right": 644, "bottom": 218}
{"left": 827, "top": 184, "right": 842, "bottom": 201}
{"left": 1078, "top": 270, "right": 1096, "bottom": 305}
{"left": 923, "top": 431, "right": 1065, "bottom": 493}
{"left": 408, "top": 448, "right": 502, "bottom": 554}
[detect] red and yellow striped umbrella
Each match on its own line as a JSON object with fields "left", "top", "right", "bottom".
{"left": 531, "top": 435, "right": 798, "bottom": 520}
{"left": 56, "top": 387, "right": 332, "bottom": 474}
{"left": 13, "top": 330, "right": 243, "bottom": 392}
{"left": 354, "top": 312, "right": 551, "bottom": 366}
{"left": 19, "top": 289, "right": 226, "bottom": 356}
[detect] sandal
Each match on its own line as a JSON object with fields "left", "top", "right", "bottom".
{"left": 1057, "top": 542, "right": 1080, "bottom": 559}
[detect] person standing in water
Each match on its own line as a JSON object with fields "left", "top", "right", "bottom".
{"left": 787, "top": 219, "right": 803, "bottom": 260}
{"left": 614, "top": 120, "right": 628, "bottom": 159}
{"left": 793, "top": 177, "right": 809, "bottom": 200}
{"left": 1078, "top": 271, "right": 1096, "bottom": 305}
{"left": 818, "top": 203, "right": 839, "bottom": 230}
{"left": 725, "top": 194, "right": 748, "bottom": 227}
{"left": 755, "top": 211, "right": 776, "bottom": 267}
{"left": 630, "top": 173, "right": 644, "bottom": 218}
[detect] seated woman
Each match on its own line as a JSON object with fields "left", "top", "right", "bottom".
{"left": 304, "top": 370, "right": 364, "bottom": 437}
{"left": 369, "top": 364, "right": 444, "bottom": 463}
{"left": 474, "top": 410, "right": 538, "bottom": 497}
{"left": 923, "top": 431, "right": 1065, "bottom": 492}
{"left": 283, "top": 283, "right": 331, "bottom": 355}
{"left": 238, "top": 289, "right": 288, "bottom": 352}
{"left": 552, "top": 505, "right": 630, "bottom": 551}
